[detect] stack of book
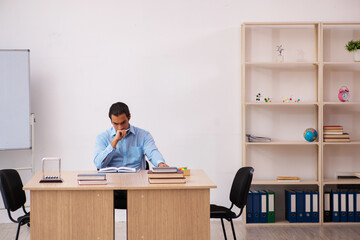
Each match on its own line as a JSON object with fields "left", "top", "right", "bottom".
{"left": 323, "top": 125, "right": 350, "bottom": 142}
{"left": 148, "top": 167, "right": 186, "bottom": 184}
{"left": 77, "top": 173, "right": 107, "bottom": 185}
{"left": 246, "top": 134, "right": 271, "bottom": 143}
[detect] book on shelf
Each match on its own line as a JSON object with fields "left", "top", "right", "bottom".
{"left": 323, "top": 125, "right": 343, "bottom": 130}
{"left": 78, "top": 179, "right": 107, "bottom": 185}
{"left": 355, "top": 173, "right": 360, "bottom": 179}
{"left": 151, "top": 167, "right": 178, "bottom": 173}
{"left": 147, "top": 170, "right": 184, "bottom": 178}
{"left": 98, "top": 166, "right": 137, "bottom": 173}
{"left": 336, "top": 172, "right": 360, "bottom": 179}
{"left": 276, "top": 176, "right": 301, "bottom": 182}
{"left": 323, "top": 131, "right": 344, "bottom": 135}
{"left": 323, "top": 129, "right": 343, "bottom": 132}
{"left": 148, "top": 177, "right": 186, "bottom": 184}
{"left": 323, "top": 133, "right": 349, "bottom": 139}
{"left": 246, "top": 134, "right": 271, "bottom": 143}
{"left": 77, "top": 173, "right": 107, "bottom": 181}
{"left": 324, "top": 138, "right": 350, "bottom": 142}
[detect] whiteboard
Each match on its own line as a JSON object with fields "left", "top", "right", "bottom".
{"left": 0, "top": 50, "right": 31, "bottom": 150}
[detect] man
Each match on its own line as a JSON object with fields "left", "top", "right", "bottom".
{"left": 94, "top": 102, "right": 168, "bottom": 170}
{"left": 94, "top": 102, "right": 168, "bottom": 208}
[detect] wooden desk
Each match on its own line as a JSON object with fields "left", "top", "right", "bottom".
{"left": 24, "top": 170, "right": 216, "bottom": 240}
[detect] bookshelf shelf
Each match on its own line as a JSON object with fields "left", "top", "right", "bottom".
{"left": 246, "top": 141, "right": 319, "bottom": 146}
{"left": 246, "top": 221, "right": 321, "bottom": 226}
{"left": 242, "top": 22, "right": 360, "bottom": 225}
{"left": 245, "top": 102, "right": 319, "bottom": 106}
{"left": 323, "top": 179, "right": 360, "bottom": 185}
{"left": 323, "top": 102, "right": 360, "bottom": 106}
{"left": 245, "top": 62, "right": 319, "bottom": 69}
{"left": 252, "top": 180, "right": 319, "bottom": 185}
{"left": 323, "top": 140, "right": 360, "bottom": 145}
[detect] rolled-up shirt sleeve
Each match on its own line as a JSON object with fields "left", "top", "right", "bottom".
{"left": 143, "top": 132, "right": 165, "bottom": 167}
{"left": 94, "top": 134, "right": 115, "bottom": 169}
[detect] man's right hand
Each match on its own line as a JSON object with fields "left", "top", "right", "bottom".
{"left": 111, "top": 129, "right": 127, "bottom": 148}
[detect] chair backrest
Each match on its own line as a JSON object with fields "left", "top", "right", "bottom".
{"left": 229, "top": 167, "right": 254, "bottom": 209}
{"left": 0, "top": 169, "right": 26, "bottom": 212}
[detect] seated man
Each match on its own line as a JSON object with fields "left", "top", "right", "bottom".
{"left": 94, "top": 102, "right": 168, "bottom": 208}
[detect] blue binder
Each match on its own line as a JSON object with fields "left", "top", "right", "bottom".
{"left": 355, "top": 192, "right": 360, "bottom": 222}
{"left": 246, "top": 190, "right": 253, "bottom": 223}
{"left": 296, "top": 191, "right": 305, "bottom": 222}
{"left": 340, "top": 190, "right": 348, "bottom": 222}
{"left": 285, "top": 190, "right": 297, "bottom": 223}
{"left": 331, "top": 190, "right": 340, "bottom": 222}
{"left": 311, "top": 191, "right": 319, "bottom": 223}
{"left": 259, "top": 190, "right": 268, "bottom": 223}
{"left": 252, "top": 190, "right": 260, "bottom": 223}
{"left": 347, "top": 190, "right": 355, "bottom": 222}
{"left": 304, "top": 191, "right": 312, "bottom": 222}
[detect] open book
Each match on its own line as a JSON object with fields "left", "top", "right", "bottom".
{"left": 98, "top": 166, "right": 137, "bottom": 173}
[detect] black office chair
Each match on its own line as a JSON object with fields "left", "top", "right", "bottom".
{"left": 0, "top": 169, "right": 30, "bottom": 240}
{"left": 210, "top": 167, "right": 254, "bottom": 240}
{"left": 114, "top": 160, "right": 150, "bottom": 209}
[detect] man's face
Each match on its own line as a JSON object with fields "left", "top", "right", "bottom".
{"left": 111, "top": 113, "right": 130, "bottom": 131}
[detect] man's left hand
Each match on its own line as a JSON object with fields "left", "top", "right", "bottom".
{"left": 158, "top": 162, "right": 169, "bottom": 167}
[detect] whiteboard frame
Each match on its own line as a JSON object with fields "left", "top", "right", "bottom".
{"left": 0, "top": 49, "right": 31, "bottom": 150}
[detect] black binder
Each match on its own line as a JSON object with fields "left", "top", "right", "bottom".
{"left": 324, "top": 191, "right": 332, "bottom": 222}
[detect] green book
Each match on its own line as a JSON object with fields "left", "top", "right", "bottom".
{"left": 267, "top": 190, "right": 275, "bottom": 223}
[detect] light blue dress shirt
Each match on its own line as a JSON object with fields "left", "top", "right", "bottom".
{"left": 94, "top": 125, "right": 165, "bottom": 170}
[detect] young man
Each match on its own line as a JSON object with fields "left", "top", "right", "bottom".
{"left": 94, "top": 102, "right": 168, "bottom": 170}
{"left": 94, "top": 102, "right": 168, "bottom": 209}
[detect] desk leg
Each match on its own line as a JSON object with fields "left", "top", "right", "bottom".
{"left": 127, "top": 189, "right": 210, "bottom": 240}
{"left": 30, "top": 190, "right": 114, "bottom": 240}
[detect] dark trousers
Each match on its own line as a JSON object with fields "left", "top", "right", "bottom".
{"left": 114, "top": 190, "right": 127, "bottom": 209}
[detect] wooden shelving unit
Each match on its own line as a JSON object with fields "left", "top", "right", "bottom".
{"left": 242, "top": 22, "right": 360, "bottom": 225}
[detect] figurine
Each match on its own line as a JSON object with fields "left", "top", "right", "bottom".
{"left": 264, "top": 97, "right": 271, "bottom": 103}
{"left": 276, "top": 45, "right": 284, "bottom": 62}
{"left": 256, "top": 93, "right": 262, "bottom": 102}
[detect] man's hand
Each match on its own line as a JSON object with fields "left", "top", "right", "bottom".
{"left": 158, "top": 162, "right": 169, "bottom": 167}
{"left": 110, "top": 129, "right": 127, "bottom": 148}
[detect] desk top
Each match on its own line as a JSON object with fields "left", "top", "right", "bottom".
{"left": 24, "top": 169, "right": 217, "bottom": 190}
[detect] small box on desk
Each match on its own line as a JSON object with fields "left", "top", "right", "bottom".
{"left": 182, "top": 169, "right": 190, "bottom": 176}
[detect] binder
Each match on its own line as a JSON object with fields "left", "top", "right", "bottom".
{"left": 347, "top": 190, "right": 355, "bottom": 222}
{"left": 324, "top": 191, "right": 332, "bottom": 222}
{"left": 304, "top": 191, "right": 312, "bottom": 222}
{"left": 246, "top": 190, "right": 253, "bottom": 223}
{"left": 331, "top": 190, "right": 340, "bottom": 222}
{"left": 259, "top": 190, "right": 268, "bottom": 223}
{"left": 355, "top": 192, "right": 360, "bottom": 222}
{"left": 296, "top": 191, "right": 305, "bottom": 222}
{"left": 311, "top": 191, "right": 319, "bottom": 223}
{"left": 267, "top": 190, "right": 275, "bottom": 223}
{"left": 340, "top": 190, "right": 348, "bottom": 222}
{"left": 252, "top": 190, "right": 260, "bottom": 223}
{"left": 285, "top": 190, "right": 297, "bottom": 223}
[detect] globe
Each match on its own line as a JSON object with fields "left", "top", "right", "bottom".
{"left": 304, "top": 128, "right": 318, "bottom": 142}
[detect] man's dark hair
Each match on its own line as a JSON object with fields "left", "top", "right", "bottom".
{"left": 109, "top": 102, "right": 130, "bottom": 119}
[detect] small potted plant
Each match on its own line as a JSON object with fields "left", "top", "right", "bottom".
{"left": 345, "top": 40, "right": 360, "bottom": 62}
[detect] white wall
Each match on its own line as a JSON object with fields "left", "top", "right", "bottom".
{"left": 0, "top": 0, "right": 360, "bottom": 223}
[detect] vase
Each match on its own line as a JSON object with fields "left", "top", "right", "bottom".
{"left": 354, "top": 49, "right": 360, "bottom": 62}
